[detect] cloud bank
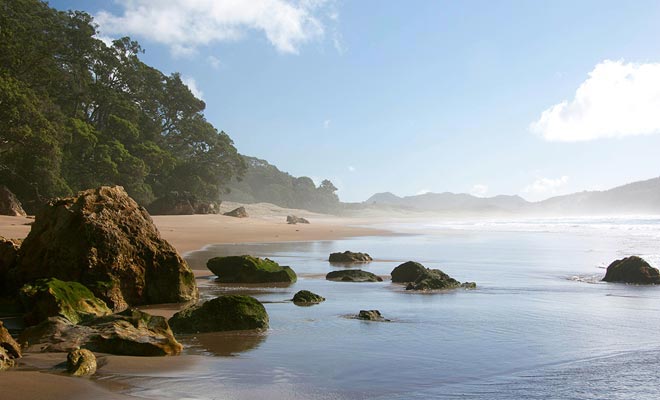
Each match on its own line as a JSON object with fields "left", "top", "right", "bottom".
{"left": 531, "top": 60, "right": 660, "bottom": 142}
{"left": 95, "top": 0, "right": 327, "bottom": 56}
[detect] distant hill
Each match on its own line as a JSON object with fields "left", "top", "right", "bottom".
{"left": 223, "top": 156, "right": 340, "bottom": 213}
{"left": 363, "top": 177, "right": 660, "bottom": 216}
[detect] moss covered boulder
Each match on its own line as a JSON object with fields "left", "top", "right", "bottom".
{"left": 67, "top": 349, "right": 97, "bottom": 376}
{"left": 292, "top": 290, "right": 325, "bottom": 305}
{"left": 14, "top": 186, "right": 198, "bottom": 311}
{"left": 19, "top": 278, "right": 112, "bottom": 326}
{"left": 326, "top": 269, "right": 383, "bottom": 282}
{"left": 391, "top": 261, "right": 476, "bottom": 291}
{"left": 602, "top": 256, "right": 660, "bottom": 284}
{"left": 169, "top": 295, "right": 269, "bottom": 333}
{"left": 329, "top": 251, "right": 373, "bottom": 263}
{"left": 207, "top": 255, "right": 297, "bottom": 284}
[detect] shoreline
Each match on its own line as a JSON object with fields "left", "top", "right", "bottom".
{"left": 0, "top": 211, "right": 391, "bottom": 400}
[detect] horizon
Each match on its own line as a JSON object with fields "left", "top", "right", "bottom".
{"left": 49, "top": 0, "right": 660, "bottom": 203}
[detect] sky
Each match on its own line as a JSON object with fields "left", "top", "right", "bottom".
{"left": 50, "top": 0, "right": 660, "bottom": 202}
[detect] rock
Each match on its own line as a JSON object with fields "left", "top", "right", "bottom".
{"left": 194, "top": 201, "right": 220, "bottom": 215}
{"left": 67, "top": 349, "right": 97, "bottom": 376}
{"left": 0, "top": 321, "right": 21, "bottom": 359}
{"left": 19, "top": 309, "right": 182, "bottom": 356}
{"left": 0, "top": 236, "right": 21, "bottom": 295}
{"left": 286, "top": 215, "right": 310, "bottom": 224}
{"left": 224, "top": 206, "right": 248, "bottom": 218}
{"left": 0, "top": 347, "right": 15, "bottom": 370}
{"left": 392, "top": 261, "right": 476, "bottom": 291}
{"left": 602, "top": 256, "right": 660, "bottom": 284}
{"left": 0, "top": 185, "right": 27, "bottom": 217}
{"left": 292, "top": 290, "right": 325, "bottom": 305}
{"left": 357, "top": 310, "right": 389, "bottom": 322}
{"left": 207, "top": 255, "right": 297, "bottom": 284}
{"left": 147, "top": 192, "right": 220, "bottom": 215}
{"left": 169, "top": 295, "right": 268, "bottom": 333}
{"left": 14, "top": 186, "right": 198, "bottom": 311}
{"left": 326, "top": 269, "right": 383, "bottom": 282}
{"left": 19, "top": 278, "right": 112, "bottom": 326}
{"left": 329, "top": 251, "right": 373, "bottom": 263}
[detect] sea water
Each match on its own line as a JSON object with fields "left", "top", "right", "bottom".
{"left": 116, "top": 217, "right": 660, "bottom": 399}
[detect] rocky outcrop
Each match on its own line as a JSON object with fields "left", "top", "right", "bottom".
{"left": 0, "top": 186, "right": 27, "bottom": 217}
{"left": 326, "top": 269, "right": 383, "bottom": 282}
{"left": 329, "top": 251, "right": 373, "bottom": 263}
{"left": 207, "top": 255, "right": 297, "bottom": 283}
{"left": 169, "top": 295, "right": 268, "bottom": 333}
{"left": 0, "top": 321, "right": 21, "bottom": 361}
{"left": 0, "top": 236, "right": 21, "bottom": 295}
{"left": 224, "top": 206, "right": 248, "bottom": 218}
{"left": 147, "top": 192, "right": 220, "bottom": 215}
{"left": 14, "top": 186, "right": 197, "bottom": 310}
{"left": 67, "top": 349, "right": 97, "bottom": 376}
{"left": 19, "top": 278, "right": 112, "bottom": 326}
{"left": 602, "top": 256, "right": 660, "bottom": 284}
{"left": 391, "top": 261, "right": 476, "bottom": 291}
{"left": 292, "top": 290, "right": 325, "bottom": 305}
{"left": 19, "top": 309, "right": 182, "bottom": 356}
{"left": 286, "top": 215, "right": 309, "bottom": 224}
{"left": 357, "top": 310, "right": 390, "bottom": 322}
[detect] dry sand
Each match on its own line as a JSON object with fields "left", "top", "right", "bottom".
{"left": 0, "top": 203, "right": 391, "bottom": 399}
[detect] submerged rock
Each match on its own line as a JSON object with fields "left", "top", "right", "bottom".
{"left": 0, "top": 186, "right": 26, "bottom": 217}
{"left": 14, "top": 186, "right": 198, "bottom": 311}
{"left": 602, "top": 256, "right": 660, "bottom": 284}
{"left": 207, "top": 255, "right": 297, "bottom": 283}
{"left": 391, "top": 261, "right": 476, "bottom": 291}
{"left": 169, "top": 295, "right": 268, "bottom": 333}
{"left": 326, "top": 269, "right": 383, "bottom": 282}
{"left": 19, "top": 278, "right": 112, "bottom": 326}
{"left": 67, "top": 348, "right": 97, "bottom": 376}
{"left": 357, "top": 310, "right": 390, "bottom": 322}
{"left": 292, "top": 290, "right": 325, "bottom": 305}
{"left": 19, "top": 309, "right": 182, "bottom": 356}
{"left": 286, "top": 215, "right": 310, "bottom": 224}
{"left": 329, "top": 251, "right": 373, "bottom": 263}
{"left": 224, "top": 206, "right": 248, "bottom": 218}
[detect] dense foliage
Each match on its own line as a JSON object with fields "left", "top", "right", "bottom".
{"left": 0, "top": 0, "right": 245, "bottom": 212}
{"left": 225, "top": 156, "right": 340, "bottom": 213}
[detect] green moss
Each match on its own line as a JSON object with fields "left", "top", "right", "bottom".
{"left": 19, "top": 278, "right": 112, "bottom": 325}
{"left": 206, "top": 255, "right": 297, "bottom": 283}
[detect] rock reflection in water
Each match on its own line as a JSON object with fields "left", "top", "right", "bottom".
{"left": 184, "top": 330, "right": 267, "bottom": 356}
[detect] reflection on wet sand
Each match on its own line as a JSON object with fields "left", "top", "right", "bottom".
{"left": 181, "top": 331, "right": 267, "bottom": 356}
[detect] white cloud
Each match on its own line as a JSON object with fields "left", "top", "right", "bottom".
{"left": 208, "top": 55, "right": 221, "bottom": 69}
{"left": 323, "top": 119, "right": 331, "bottom": 129}
{"left": 531, "top": 60, "right": 660, "bottom": 142}
{"left": 181, "top": 76, "right": 204, "bottom": 100}
{"left": 523, "top": 176, "right": 569, "bottom": 196}
{"left": 470, "top": 184, "right": 489, "bottom": 197}
{"left": 347, "top": 165, "right": 355, "bottom": 172}
{"left": 95, "top": 0, "right": 327, "bottom": 56}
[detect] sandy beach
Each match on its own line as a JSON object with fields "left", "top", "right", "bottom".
{"left": 0, "top": 204, "right": 390, "bottom": 400}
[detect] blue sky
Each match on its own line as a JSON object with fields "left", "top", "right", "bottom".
{"left": 51, "top": 0, "right": 660, "bottom": 202}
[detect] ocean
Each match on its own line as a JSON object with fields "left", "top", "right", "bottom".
{"left": 110, "top": 217, "right": 660, "bottom": 399}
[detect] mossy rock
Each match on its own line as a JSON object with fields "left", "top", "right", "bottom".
{"left": 169, "top": 295, "right": 269, "bottom": 333}
{"left": 602, "top": 256, "right": 660, "bottom": 284}
{"left": 325, "top": 269, "right": 383, "bottom": 282}
{"left": 292, "top": 290, "right": 325, "bottom": 304}
{"left": 207, "top": 255, "right": 297, "bottom": 283}
{"left": 67, "top": 348, "right": 97, "bottom": 376}
{"left": 19, "top": 278, "right": 112, "bottom": 326}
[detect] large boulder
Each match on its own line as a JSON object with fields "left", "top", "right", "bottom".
{"left": 0, "top": 185, "right": 27, "bottom": 217}
{"left": 0, "top": 321, "right": 21, "bottom": 359}
{"left": 19, "top": 309, "right": 182, "bottom": 356}
{"left": 147, "top": 193, "right": 195, "bottom": 215}
{"left": 329, "top": 251, "right": 373, "bottom": 263}
{"left": 169, "top": 295, "right": 268, "bottom": 333}
{"left": 292, "top": 290, "right": 325, "bottom": 305}
{"left": 602, "top": 256, "right": 660, "bottom": 284}
{"left": 207, "top": 255, "right": 297, "bottom": 284}
{"left": 391, "top": 261, "right": 476, "bottom": 291}
{"left": 67, "top": 349, "right": 97, "bottom": 376}
{"left": 19, "top": 278, "right": 112, "bottom": 326}
{"left": 286, "top": 215, "right": 310, "bottom": 224}
{"left": 223, "top": 206, "right": 248, "bottom": 218}
{"left": 326, "top": 269, "right": 383, "bottom": 282}
{"left": 14, "top": 186, "right": 198, "bottom": 310}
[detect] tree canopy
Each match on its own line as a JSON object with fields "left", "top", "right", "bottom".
{"left": 0, "top": 0, "right": 245, "bottom": 211}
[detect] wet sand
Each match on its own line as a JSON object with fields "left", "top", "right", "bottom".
{"left": 0, "top": 208, "right": 390, "bottom": 399}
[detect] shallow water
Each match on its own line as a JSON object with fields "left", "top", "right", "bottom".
{"left": 119, "top": 219, "right": 660, "bottom": 399}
